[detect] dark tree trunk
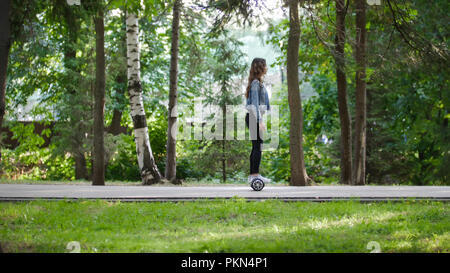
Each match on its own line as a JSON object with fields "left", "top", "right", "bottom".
{"left": 222, "top": 105, "right": 226, "bottom": 183}
{"left": 222, "top": 140, "right": 226, "bottom": 183}
{"left": 287, "top": 0, "right": 310, "bottom": 186}
{"left": 0, "top": 0, "right": 11, "bottom": 163}
{"left": 74, "top": 152, "right": 88, "bottom": 180}
{"left": 108, "top": 108, "right": 123, "bottom": 135}
{"left": 353, "top": 0, "right": 367, "bottom": 185}
{"left": 334, "top": 0, "right": 353, "bottom": 184}
{"left": 107, "top": 74, "right": 125, "bottom": 136}
{"left": 92, "top": 7, "right": 105, "bottom": 186}
{"left": 165, "top": 0, "right": 181, "bottom": 182}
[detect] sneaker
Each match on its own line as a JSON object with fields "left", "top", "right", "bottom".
{"left": 248, "top": 174, "right": 271, "bottom": 184}
{"left": 256, "top": 174, "right": 271, "bottom": 184}
{"left": 248, "top": 175, "right": 258, "bottom": 184}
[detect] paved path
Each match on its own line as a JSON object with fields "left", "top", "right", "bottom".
{"left": 0, "top": 184, "right": 449, "bottom": 202}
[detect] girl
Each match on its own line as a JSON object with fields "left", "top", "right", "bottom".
{"left": 245, "top": 58, "right": 271, "bottom": 185}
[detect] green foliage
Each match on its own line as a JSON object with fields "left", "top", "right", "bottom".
{"left": 262, "top": 75, "right": 341, "bottom": 184}
{"left": 302, "top": 74, "right": 341, "bottom": 183}
{"left": 179, "top": 29, "right": 248, "bottom": 182}
{"left": 105, "top": 134, "right": 140, "bottom": 181}
{"left": 147, "top": 111, "right": 168, "bottom": 173}
{"left": 175, "top": 156, "right": 205, "bottom": 179}
{"left": 3, "top": 0, "right": 448, "bottom": 185}
{"left": 304, "top": 74, "right": 339, "bottom": 136}
{"left": 1, "top": 122, "right": 75, "bottom": 180}
{"left": 363, "top": 0, "right": 450, "bottom": 185}
{"left": 261, "top": 0, "right": 449, "bottom": 185}
{"left": 259, "top": 84, "right": 290, "bottom": 182}
{"left": 10, "top": 122, "right": 47, "bottom": 154}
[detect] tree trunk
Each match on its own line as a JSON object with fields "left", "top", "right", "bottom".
{"left": 0, "top": 0, "right": 11, "bottom": 163}
{"left": 74, "top": 151, "right": 88, "bottom": 180}
{"left": 222, "top": 105, "right": 226, "bottom": 183}
{"left": 353, "top": 0, "right": 367, "bottom": 185}
{"left": 107, "top": 74, "right": 125, "bottom": 136}
{"left": 126, "top": 12, "right": 163, "bottom": 185}
{"left": 109, "top": 108, "right": 123, "bottom": 135}
{"left": 334, "top": 0, "right": 353, "bottom": 185}
{"left": 287, "top": 0, "right": 310, "bottom": 186}
{"left": 92, "top": 7, "right": 105, "bottom": 186}
{"left": 222, "top": 140, "right": 226, "bottom": 183}
{"left": 165, "top": 0, "right": 181, "bottom": 182}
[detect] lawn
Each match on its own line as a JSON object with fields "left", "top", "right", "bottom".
{"left": 0, "top": 199, "right": 448, "bottom": 253}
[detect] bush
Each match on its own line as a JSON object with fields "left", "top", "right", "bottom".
{"left": 105, "top": 134, "right": 140, "bottom": 181}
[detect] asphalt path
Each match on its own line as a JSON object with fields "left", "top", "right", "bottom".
{"left": 0, "top": 184, "right": 449, "bottom": 202}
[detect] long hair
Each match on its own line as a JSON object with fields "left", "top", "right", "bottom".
{"left": 245, "top": 58, "right": 267, "bottom": 98}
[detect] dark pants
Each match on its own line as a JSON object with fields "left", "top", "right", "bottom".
{"left": 245, "top": 113, "right": 263, "bottom": 174}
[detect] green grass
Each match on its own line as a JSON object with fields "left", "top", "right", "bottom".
{"left": 0, "top": 199, "right": 448, "bottom": 253}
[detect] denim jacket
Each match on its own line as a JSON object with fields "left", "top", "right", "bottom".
{"left": 246, "top": 79, "right": 270, "bottom": 122}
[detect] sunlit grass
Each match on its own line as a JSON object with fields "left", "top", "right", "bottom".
{"left": 0, "top": 199, "right": 448, "bottom": 253}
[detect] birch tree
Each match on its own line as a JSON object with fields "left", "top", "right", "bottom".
{"left": 165, "top": 0, "right": 181, "bottom": 182}
{"left": 126, "top": 11, "right": 163, "bottom": 185}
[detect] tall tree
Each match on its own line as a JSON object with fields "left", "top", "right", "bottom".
{"left": 92, "top": 2, "right": 105, "bottom": 186}
{"left": 165, "top": 0, "right": 181, "bottom": 182}
{"left": 0, "top": 0, "right": 11, "bottom": 162}
{"left": 334, "top": 0, "right": 352, "bottom": 184}
{"left": 353, "top": 0, "right": 367, "bottom": 185}
{"left": 287, "top": 0, "right": 310, "bottom": 186}
{"left": 205, "top": 31, "right": 247, "bottom": 183}
{"left": 59, "top": 2, "right": 89, "bottom": 180}
{"left": 1, "top": 0, "right": 43, "bottom": 163}
{"left": 126, "top": 11, "right": 163, "bottom": 185}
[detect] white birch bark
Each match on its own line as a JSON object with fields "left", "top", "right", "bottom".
{"left": 126, "top": 11, "right": 162, "bottom": 184}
